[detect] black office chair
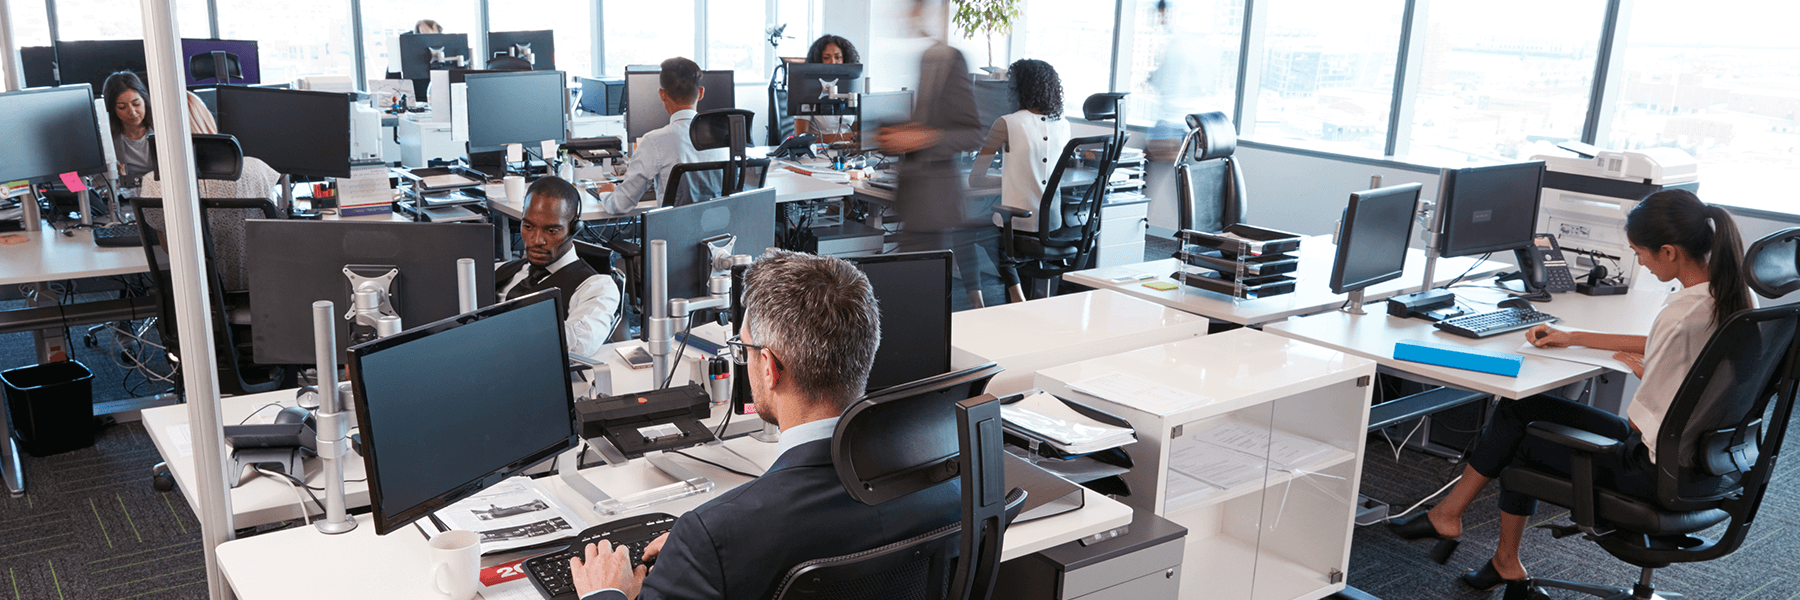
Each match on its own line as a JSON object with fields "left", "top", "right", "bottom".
{"left": 1496, "top": 235, "right": 1800, "bottom": 599}
{"left": 1175, "top": 111, "right": 1247, "bottom": 232}
{"left": 666, "top": 109, "right": 771, "bottom": 207}
{"left": 770, "top": 363, "right": 1027, "bottom": 600}
{"left": 485, "top": 55, "right": 533, "bottom": 70}
{"left": 992, "top": 93, "right": 1130, "bottom": 302}
{"left": 571, "top": 239, "right": 632, "bottom": 343}
{"left": 767, "top": 60, "right": 797, "bottom": 147}
{"left": 1745, "top": 227, "right": 1800, "bottom": 299}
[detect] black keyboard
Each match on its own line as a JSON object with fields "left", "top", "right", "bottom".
{"left": 1435, "top": 307, "right": 1559, "bottom": 339}
{"left": 92, "top": 223, "right": 143, "bottom": 247}
{"left": 525, "top": 513, "right": 677, "bottom": 600}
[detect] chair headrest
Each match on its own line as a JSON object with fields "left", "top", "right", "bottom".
{"left": 1082, "top": 92, "right": 1130, "bottom": 122}
{"left": 1185, "top": 111, "right": 1238, "bottom": 161}
{"left": 485, "top": 56, "right": 533, "bottom": 70}
{"left": 1746, "top": 227, "right": 1800, "bottom": 299}
{"left": 147, "top": 133, "right": 245, "bottom": 181}
{"left": 832, "top": 363, "right": 1002, "bottom": 507}
{"left": 691, "top": 109, "right": 757, "bottom": 152}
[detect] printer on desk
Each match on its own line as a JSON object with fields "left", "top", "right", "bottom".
{"left": 1532, "top": 147, "right": 1699, "bottom": 290}
{"left": 576, "top": 383, "right": 716, "bottom": 461}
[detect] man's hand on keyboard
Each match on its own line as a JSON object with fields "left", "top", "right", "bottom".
{"left": 641, "top": 533, "right": 670, "bottom": 566}
{"left": 571, "top": 541, "right": 646, "bottom": 600}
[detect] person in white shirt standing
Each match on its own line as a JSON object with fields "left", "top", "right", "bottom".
{"left": 971, "top": 58, "right": 1071, "bottom": 304}
{"left": 594, "top": 57, "right": 726, "bottom": 214}
{"left": 495, "top": 176, "right": 621, "bottom": 357}
{"left": 1385, "top": 189, "right": 1752, "bottom": 600}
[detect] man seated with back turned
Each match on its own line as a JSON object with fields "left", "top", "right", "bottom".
{"left": 594, "top": 57, "right": 727, "bottom": 214}
{"left": 496, "top": 176, "right": 620, "bottom": 357}
{"left": 568, "top": 249, "right": 961, "bottom": 600}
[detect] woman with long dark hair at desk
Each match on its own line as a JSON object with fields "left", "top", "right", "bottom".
{"left": 103, "top": 71, "right": 155, "bottom": 189}
{"left": 1386, "top": 189, "right": 1750, "bottom": 600}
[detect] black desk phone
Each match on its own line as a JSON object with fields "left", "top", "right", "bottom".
{"left": 1517, "top": 233, "right": 1575, "bottom": 294}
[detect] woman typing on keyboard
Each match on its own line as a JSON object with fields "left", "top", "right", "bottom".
{"left": 1385, "top": 189, "right": 1750, "bottom": 600}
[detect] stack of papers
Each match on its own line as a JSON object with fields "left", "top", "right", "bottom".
{"left": 1001, "top": 392, "right": 1136, "bottom": 455}
{"left": 1068, "top": 373, "right": 1210, "bottom": 413}
{"left": 426, "top": 477, "right": 591, "bottom": 555}
{"left": 1162, "top": 421, "right": 1336, "bottom": 510}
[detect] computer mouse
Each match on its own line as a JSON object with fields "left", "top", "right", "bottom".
{"left": 1498, "top": 297, "right": 1535, "bottom": 311}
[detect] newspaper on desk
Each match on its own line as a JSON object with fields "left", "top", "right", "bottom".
{"left": 426, "top": 477, "right": 591, "bottom": 555}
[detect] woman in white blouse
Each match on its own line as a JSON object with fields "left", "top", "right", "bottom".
{"left": 1387, "top": 189, "right": 1752, "bottom": 600}
{"left": 970, "top": 59, "right": 1070, "bottom": 304}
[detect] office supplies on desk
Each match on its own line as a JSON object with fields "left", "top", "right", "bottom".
{"left": 1515, "top": 340, "right": 1633, "bottom": 373}
{"left": 575, "top": 383, "right": 716, "bottom": 458}
{"left": 1434, "top": 306, "right": 1559, "bottom": 339}
{"left": 1003, "top": 452, "right": 1086, "bottom": 523}
{"left": 1001, "top": 391, "right": 1136, "bottom": 456}
{"left": 91, "top": 222, "right": 143, "bottom": 247}
{"left": 525, "top": 513, "right": 678, "bottom": 600}
{"left": 1394, "top": 339, "right": 1524, "bottom": 377}
{"left": 425, "top": 478, "right": 592, "bottom": 555}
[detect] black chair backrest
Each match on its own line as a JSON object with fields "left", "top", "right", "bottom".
{"left": 1176, "top": 111, "right": 1247, "bottom": 231}
{"left": 768, "top": 62, "right": 795, "bottom": 146}
{"left": 146, "top": 133, "right": 245, "bottom": 181}
{"left": 833, "top": 363, "right": 1002, "bottom": 506}
{"left": 486, "top": 55, "right": 533, "bottom": 70}
{"left": 136, "top": 198, "right": 282, "bottom": 293}
{"left": 1745, "top": 227, "right": 1800, "bottom": 299}
{"left": 1029, "top": 135, "right": 1112, "bottom": 240}
{"left": 663, "top": 161, "right": 729, "bottom": 208}
{"left": 1655, "top": 304, "right": 1800, "bottom": 512}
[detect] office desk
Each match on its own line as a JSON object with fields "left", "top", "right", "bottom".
{"left": 1263, "top": 272, "right": 1674, "bottom": 401}
{"left": 765, "top": 168, "right": 855, "bottom": 203}
{"left": 1061, "top": 236, "right": 1506, "bottom": 326}
{"left": 213, "top": 427, "right": 1134, "bottom": 600}
{"left": 0, "top": 220, "right": 150, "bottom": 286}
{"left": 951, "top": 290, "right": 1213, "bottom": 395}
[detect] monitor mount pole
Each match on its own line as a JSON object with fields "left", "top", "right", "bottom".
{"left": 280, "top": 174, "right": 294, "bottom": 214}
{"left": 1417, "top": 170, "right": 1451, "bottom": 295}
{"left": 456, "top": 258, "right": 479, "bottom": 313}
{"left": 311, "top": 300, "right": 357, "bottom": 534}
{"left": 645, "top": 240, "right": 738, "bottom": 389}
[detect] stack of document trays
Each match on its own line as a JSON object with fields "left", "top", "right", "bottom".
{"left": 1002, "top": 391, "right": 1137, "bottom": 456}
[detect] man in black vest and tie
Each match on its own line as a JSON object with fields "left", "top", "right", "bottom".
{"left": 495, "top": 176, "right": 620, "bottom": 357}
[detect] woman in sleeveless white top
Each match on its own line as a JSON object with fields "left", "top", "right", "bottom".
{"left": 969, "top": 59, "right": 1069, "bottom": 303}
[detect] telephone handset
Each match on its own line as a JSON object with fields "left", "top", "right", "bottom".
{"left": 1516, "top": 233, "right": 1576, "bottom": 294}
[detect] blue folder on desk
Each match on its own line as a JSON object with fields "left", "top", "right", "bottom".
{"left": 1394, "top": 339, "right": 1523, "bottom": 377}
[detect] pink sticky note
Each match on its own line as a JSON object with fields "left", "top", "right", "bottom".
{"left": 59, "top": 172, "right": 87, "bottom": 192}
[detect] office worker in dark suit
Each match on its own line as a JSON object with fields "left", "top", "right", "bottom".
{"left": 494, "top": 176, "right": 619, "bottom": 357}
{"left": 570, "top": 249, "right": 961, "bottom": 600}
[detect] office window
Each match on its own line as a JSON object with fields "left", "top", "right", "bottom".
{"left": 602, "top": 1, "right": 695, "bottom": 77}
{"left": 219, "top": 0, "right": 355, "bottom": 84}
{"left": 707, "top": 0, "right": 767, "bottom": 82}
{"left": 4, "top": 0, "right": 50, "bottom": 87}
{"left": 48, "top": 0, "right": 208, "bottom": 41}
{"left": 1604, "top": 0, "right": 1800, "bottom": 215}
{"left": 489, "top": 0, "right": 593, "bottom": 77}
{"left": 772, "top": 0, "right": 819, "bottom": 62}
{"left": 1248, "top": 0, "right": 1405, "bottom": 157}
{"left": 1127, "top": 0, "right": 1243, "bottom": 131}
{"left": 362, "top": 0, "right": 476, "bottom": 82}
{"left": 1018, "top": 0, "right": 1117, "bottom": 116}
{"left": 1404, "top": 0, "right": 1604, "bottom": 166}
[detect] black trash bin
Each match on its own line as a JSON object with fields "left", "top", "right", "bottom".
{"left": 2, "top": 360, "right": 96, "bottom": 457}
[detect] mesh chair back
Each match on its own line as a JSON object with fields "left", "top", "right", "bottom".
{"left": 137, "top": 198, "right": 280, "bottom": 293}
{"left": 664, "top": 162, "right": 729, "bottom": 207}
{"left": 1656, "top": 305, "right": 1800, "bottom": 510}
{"left": 1745, "top": 227, "right": 1800, "bottom": 299}
{"left": 772, "top": 523, "right": 958, "bottom": 600}
{"left": 1029, "top": 135, "right": 1112, "bottom": 243}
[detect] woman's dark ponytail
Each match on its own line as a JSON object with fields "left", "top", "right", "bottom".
{"left": 1624, "top": 190, "right": 1750, "bottom": 327}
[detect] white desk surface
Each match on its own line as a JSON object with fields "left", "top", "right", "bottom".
{"left": 765, "top": 168, "right": 855, "bottom": 203}
{"left": 0, "top": 220, "right": 151, "bottom": 286}
{"left": 1061, "top": 236, "right": 1507, "bottom": 326}
{"left": 1263, "top": 270, "right": 1676, "bottom": 400}
{"left": 215, "top": 420, "right": 1131, "bottom": 600}
{"left": 952, "top": 290, "right": 1213, "bottom": 395}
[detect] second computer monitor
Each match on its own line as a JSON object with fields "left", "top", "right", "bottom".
{"left": 214, "top": 85, "right": 352, "bottom": 178}
{"left": 848, "top": 251, "right": 953, "bottom": 393}
{"left": 53, "top": 39, "right": 147, "bottom": 91}
{"left": 397, "top": 33, "right": 471, "bottom": 79}
{"left": 787, "top": 63, "right": 863, "bottom": 117}
{"left": 1330, "top": 183, "right": 1423, "bottom": 295}
{"left": 640, "top": 187, "right": 777, "bottom": 303}
{"left": 0, "top": 86, "right": 110, "bottom": 185}
{"left": 624, "top": 70, "right": 738, "bottom": 144}
{"left": 1436, "top": 161, "right": 1547, "bottom": 258}
{"left": 859, "top": 91, "right": 913, "bottom": 152}
{"left": 464, "top": 70, "right": 567, "bottom": 149}
{"left": 487, "top": 30, "right": 555, "bottom": 71}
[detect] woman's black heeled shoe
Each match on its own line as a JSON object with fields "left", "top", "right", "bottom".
{"left": 1386, "top": 510, "right": 1460, "bottom": 564}
{"left": 1462, "top": 560, "right": 1546, "bottom": 597}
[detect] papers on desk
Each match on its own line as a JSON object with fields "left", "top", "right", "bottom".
{"left": 426, "top": 478, "right": 591, "bottom": 555}
{"left": 1001, "top": 392, "right": 1136, "bottom": 455}
{"left": 419, "top": 173, "right": 482, "bottom": 190}
{"left": 1163, "top": 421, "right": 1337, "bottom": 512}
{"left": 1068, "top": 373, "right": 1211, "bottom": 413}
{"left": 1515, "top": 342, "right": 1633, "bottom": 374}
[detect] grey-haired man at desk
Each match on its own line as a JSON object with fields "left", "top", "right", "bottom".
{"left": 569, "top": 249, "right": 960, "bottom": 600}
{"left": 494, "top": 176, "right": 619, "bottom": 357}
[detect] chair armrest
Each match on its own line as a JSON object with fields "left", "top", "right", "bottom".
{"left": 994, "top": 205, "right": 1033, "bottom": 220}
{"left": 1527, "top": 422, "right": 1623, "bottom": 455}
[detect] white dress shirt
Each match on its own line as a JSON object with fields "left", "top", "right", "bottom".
{"left": 597, "top": 109, "right": 728, "bottom": 214}
{"left": 1627, "top": 281, "right": 1716, "bottom": 459}
{"left": 497, "top": 251, "right": 621, "bottom": 358}
{"left": 775, "top": 416, "right": 841, "bottom": 461}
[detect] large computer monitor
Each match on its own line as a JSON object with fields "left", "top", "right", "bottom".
{"left": 245, "top": 220, "right": 497, "bottom": 365}
{"left": 1329, "top": 183, "right": 1423, "bottom": 295}
{"left": 787, "top": 63, "right": 863, "bottom": 117}
{"left": 397, "top": 33, "right": 471, "bottom": 79}
{"left": 20, "top": 46, "right": 57, "bottom": 88}
{"left": 848, "top": 251, "right": 953, "bottom": 393}
{"left": 348, "top": 290, "right": 578, "bottom": 536}
{"left": 578, "top": 77, "right": 625, "bottom": 115}
{"left": 182, "top": 38, "right": 261, "bottom": 86}
{"left": 640, "top": 187, "right": 778, "bottom": 303}
{"left": 53, "top": 39, "right": 146, "bottom": 91}
{"left": 214, "top": 85, "right": 352, "bottom": 178}
{"left": 464, "top": 70, "right": 567, "bottom": 148}
{"left": 487, "top": 30, "right": 555, "bottom": 71}
{"left": 0, "top": 86, "right": 110, "bottom": 185}
{"left": 858, "top": 91, "right": 913, "bottom": 152}
{"left": 1436, "top": 161, "right": 1547, "bottom": 258}
{"left": 623, "top": 70, "right": 738, "bottom": 144}
{"left": 973, "top": 78, "right": 1018, "bottom": 133}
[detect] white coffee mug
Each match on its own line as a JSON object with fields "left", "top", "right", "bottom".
{"left": 428, "top": 530, "right": 481, "bottom": 600}
{"left": 504, "top": 175, "right": 527, "bottom": 202}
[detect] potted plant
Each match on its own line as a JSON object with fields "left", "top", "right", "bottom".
{"left": 952, "top": 0, "right": 1021, "bottom": 69}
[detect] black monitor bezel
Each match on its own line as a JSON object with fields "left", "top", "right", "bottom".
{"left": 463, "top": 70, "right": 569, "bottom": 148}
{"left": 398, "top": 33, "right": 472, "bottom": 79}
{"left": 846, "top": 250, "right": 954, "bottom": 394}
{"left": 0, "top": 85, "right": 111, "bottom": 185}
{"left": 213, "top": 85, "right": 352, "bottom": 178}
{"left": 1436, "top": 161, "right": 1547, "bottom": 258}
{"left": 786, "top": 62, "right": 864, "bottom": 117}
{"left": 1329, "top": 182, "right": 1422, "bottom": 295}
{"left": 622, "top": 69, "right": 737, "bottom": 144}
{"left": 486, "top": 29, "right": 556, "bottom": 71}
{"left": 857, "top": 90, "right": 914, "bottom": 153}
{"left": 348, "top": 289, "right": 579, "bottom": 536}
